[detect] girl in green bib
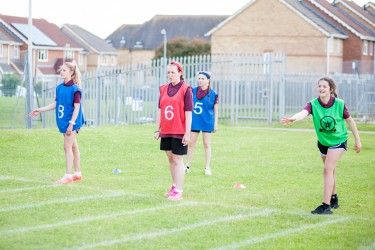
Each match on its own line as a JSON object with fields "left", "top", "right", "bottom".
{"left": 282, "top": 77, "right": 361, "bottom": 214}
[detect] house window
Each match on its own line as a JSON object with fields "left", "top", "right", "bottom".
{"left": 38, "top": 49, "right": 48, "bottom": 62}
{"left": 370, "top": 42, "right": 373, "bottom": 56}
{"left": 78, "top": 53, "right": 83, "bottom": 65}
{"left": 363, "top": 40, "right": 368, "bottom": 55}
{"left": 0, "top": 44, "right": 3, "bottom": 56}
{"left": 65, "top": 50, "right": 74, "bottom": 59}
{"left": 101, "top": 55, "right": 108, "bottom": 65}
{"left": 14, "top": 46, "right": 20, "bottom": 59}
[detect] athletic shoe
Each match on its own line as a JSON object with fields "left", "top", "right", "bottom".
{"left": 72, "top": 175, "right": 82, "bottom": 181}
{"left": 311, "top": 203, "right": 332, "bottom": 215}
{"left": 185, "top": 166, "right": 190, "bottom": 173}
{"left": 330, "top": 195, "right": 339, "bottom": 209}
{"left": 205, "top": 168, "right": 212, "bottom": 175}
{"left": 168, "top": 191, "right": 183, "bottom": 201}
{"left": 164, "top": 186, "right": 176, "bottom": 197}
{"left": 56, "top": 176, "right": 73, "bottom": 184}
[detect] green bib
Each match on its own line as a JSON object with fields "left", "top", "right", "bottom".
{"left": 311, "top": 98, "right": 348, "bottom": 146}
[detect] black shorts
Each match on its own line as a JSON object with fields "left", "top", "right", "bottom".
{"left": 191, "top": 130, "right": 211, "bottom": 133}
{"left": 317, "top": 141, "right": 347, "bottom": 156}
{"left": 160, "top": 137, "right": 188, "bottom": 155}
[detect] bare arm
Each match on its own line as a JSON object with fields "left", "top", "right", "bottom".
{"left": 66, "top": 103, "right": 80, "bottom": 136}
{"left": 345, "top": 116, "right": 361, "bottom": 153}
{"left": 281, "top": 109, "right": 309, "bottom": 125}
{"left": 182, "top": 111, "right": 192, "bottom": 146}
{"left": 213, "top": 104, "right": 218, "bottom": 133}
{"left": 154, "top": 108, "right": 161, "bottom": 139}
{"left": 28, "top": 102, "right": 56, "bottom": 117}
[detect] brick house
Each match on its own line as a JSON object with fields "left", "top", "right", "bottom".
{"left": 61, "top": 24, "right": 118, "bottom": 72}
{"left": 304, "top": 0, "right": 375, "bottom": 73}
{"left": 0, "top": 14, "right": 85, "bottom": 78}
{"left": 106, "top": 15, "right": 228, "bottom": 66}
{"left": 206, "top": 0, "right": 375, "bottom": 74}
{"left": 0, "top": 22, "right": 23, "bottom": 79}
{"left": 364, "top": 2, "right": 375, "bottom": 15}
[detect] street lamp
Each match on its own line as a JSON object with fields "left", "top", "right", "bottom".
{"left": 161, "top": 29, "right": 167, "bottom": 82}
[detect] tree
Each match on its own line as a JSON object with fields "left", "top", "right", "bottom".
{"left": 154, "top": 37, "right": 211, "bottom": 59}
{"left": 1, "top": 74, "right": 21, "bottom": 97}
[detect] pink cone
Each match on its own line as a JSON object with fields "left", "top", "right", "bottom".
{"left": 234, "top": 183, "right": 246, "bottom": 189}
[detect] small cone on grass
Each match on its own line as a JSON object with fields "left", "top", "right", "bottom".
{"left": 234, "top": 183, "right": 246, "bottom": 189}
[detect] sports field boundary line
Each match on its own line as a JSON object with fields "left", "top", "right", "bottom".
{"left": 0, "top": 184, "right": 62, "bottom": 193}
{"left": 0, "top": 175, "right": 51, "bottom": 183}
{"left": 0, "top": 202, "right": 200, "bottom": 236}
{"left": 0, "top": 175, "right": 158, "bottom": 198}
{"left": 0, "top": 191, "right": 147, "bottom": 213}
{"left": 213, "top": 217, "right": 349, "bottom": 250}
{"left": 196, "top": 201, "right": 375, "bottom": 222}
{"left": 73, "top": 209, "right": 275, "bottom": 250}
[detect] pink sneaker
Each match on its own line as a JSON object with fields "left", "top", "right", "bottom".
{"left": 72, "top": 175, "right": 82, "bottom": 181}
{"left": 164, "top": 186, "right": 176, "bottom": 197}
{"left": 56, "top": 176, "right": 73, "bottom": 184}
{"left": 168, "top": 191, "right": 183, "bottom": 201}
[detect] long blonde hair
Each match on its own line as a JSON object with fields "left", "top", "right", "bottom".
{"left": 65, "top": 62, "right": 82, "bottom": 88}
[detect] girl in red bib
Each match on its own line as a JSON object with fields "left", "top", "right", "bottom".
{"left": 154, "top": 61, "right": 193, "bottom": 201}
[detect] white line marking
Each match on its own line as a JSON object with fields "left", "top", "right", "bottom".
{"left": 0, "top": 184, "right": 61, "bottom": 193}
{"left": 75, "top": 209, "right": 275, "bottom": 250}
{"left": 0, "top": 202, "right": 196, "bottom": 236}
{"left": 197, "top": 201, "right": 375, "bottom": 222}
{"left": 0, "top": 176, "right": 43, "bottom": 182}
{"left": 0, "top": 191, "right": 146, "bottom": 213}
{"left": 213, "top": 217, "right": 349, "bottom": 250}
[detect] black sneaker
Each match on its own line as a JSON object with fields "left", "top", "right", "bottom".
{"left": 330, "top": 195, "right": 339, "bottom": 209}
{"left": 311, "top": 203, "right": 332, "bottom": 214}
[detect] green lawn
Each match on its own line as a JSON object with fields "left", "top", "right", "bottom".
{"left": 0, "top": 125, "right": 374, "bottom": 249}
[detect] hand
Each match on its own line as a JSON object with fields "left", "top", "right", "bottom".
{"left": 213, "top": 125, "right": 218, "bottom": 133}
{"left": 154, "top": 131, "right": 160, "bottom": 140}
{"left": 182, "top": 133, "right": 190, "bottom": 146}
{"left": 354, "top": 141, "right": 361, "bottom": 153}
{"left": 281, "top": 117, "right": 296, "bottom": 125}
{"left": 66, "top": 124, "right": 73, "bottom": 136}
{"left": 29, "top": 109, "right": 41, "bottom": 117}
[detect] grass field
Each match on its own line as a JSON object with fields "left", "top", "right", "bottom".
{"left": 0, "top": 125, "right": 374, "bottom": 249}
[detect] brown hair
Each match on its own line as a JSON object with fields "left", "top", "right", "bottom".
{"left": 318, "top": 76, "right": 337, "bottom": 97}
{"left": 198, "top": 71, "right": 211, "bottom": 101}
{"left": 65, "top": 62, "right": 82, "bottom": 88}
{"left": 170, "top": 61, "right": 184, "bottom": 81}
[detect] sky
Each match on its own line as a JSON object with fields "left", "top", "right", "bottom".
{"left": 0, "top": 0, "right": 373, "bottom": 39}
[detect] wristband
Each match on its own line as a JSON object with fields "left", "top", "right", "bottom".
{"left": 69, "top": 120, "right": 76, "bottom": 125}
{"left": 154, "top": 130, "right": 160, "bottom": 133}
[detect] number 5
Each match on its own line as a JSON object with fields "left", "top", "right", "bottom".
{"left": 194, "top": 102, "right": 203, "bottom": 115}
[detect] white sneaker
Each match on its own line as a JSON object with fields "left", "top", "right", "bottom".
{"left": 185, "top": 166, "right": 190, "bottom": 173}
{"left": 205, "top": 168, "right": 212, "bottom": 175}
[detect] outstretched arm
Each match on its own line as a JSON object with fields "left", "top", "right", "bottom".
{"left": 28, "top": 102, "right": 56, "bottom": 117}
{"left": 281, "top": 109, "right": 309, "bottom": 125}
{"left": 345, "top": 116, "right": 361, "bottom": 153}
